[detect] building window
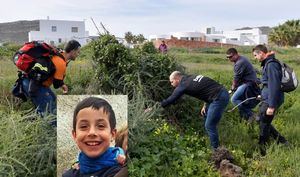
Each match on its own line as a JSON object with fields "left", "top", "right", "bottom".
{"left": 52, "top": 26, "right": 57, "bottom": 32}
{"left": 58, "top": 38, "right": 62, "bottom": 43}
{"left": 71, "top": 27, "right": 78, "bottom": 33}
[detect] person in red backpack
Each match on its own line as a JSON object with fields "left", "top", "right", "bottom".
{"left": 22, "top": 40, "right": 81, "bottom": 117}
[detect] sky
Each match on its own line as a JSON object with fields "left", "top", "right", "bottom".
{"left": 1, "top": 0, "right": 299, "bottom": 38}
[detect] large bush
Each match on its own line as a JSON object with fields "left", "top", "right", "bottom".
{"left": 91, "top": 34, "right": 184, "bottom": 100}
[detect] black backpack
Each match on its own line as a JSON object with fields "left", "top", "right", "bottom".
{"left": 265, "top": 58, "right": 298, "bottom": 92}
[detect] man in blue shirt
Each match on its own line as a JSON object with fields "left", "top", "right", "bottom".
{"left": 226, "top": 48, "right": 260, "bottom": 122}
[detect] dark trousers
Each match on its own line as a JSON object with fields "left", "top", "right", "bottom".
{"left": 258, "top": 102, "right": 286, "bottom": 154}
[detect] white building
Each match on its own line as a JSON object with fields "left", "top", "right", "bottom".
{"left": 149, "top": 27, "right": 269, "bottom": 46}
{"left": 29, "top": 19, "right": 89, "bottom": 46}
{"left": 149, "top": 31, "right": 206, "bottom": 41}
{"left": 203, "top": 27, "right": 268, "bottom": 45}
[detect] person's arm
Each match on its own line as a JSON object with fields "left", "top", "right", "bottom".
{"left": 200, "top": 103, "right": 207, "bottom": 116}
{"left": 161, "top": 86, "right": 185, "bottom": 108}
{"left": 232, "top": 62, "right": 245, "bottom": 90}
{"left": 53, "top": 79, "right": 64, "bottom": 89}
{"left": 52, "top": 56, "right": 68, "bottom": 92}
{"left": 267, "top": 62, "right": 282, "bottom": 114}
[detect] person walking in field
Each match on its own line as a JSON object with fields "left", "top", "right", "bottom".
{"left": 22, "top": 40, "right": 81, "bottom": 116}
{"left": 160, "top": 71, "right": 229, "bottom": 149}
{"left": 158, "top": 40, "right": 168, "bottom": 54}
{"left": 252, "top": 45, "right": 289, "bottom": 155}
{"left": 226, "top": 48, "right": 260, "bottom": 122}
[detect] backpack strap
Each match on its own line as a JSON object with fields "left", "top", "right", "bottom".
{"left": 263, "top": 58, "right": 282, "bottom": 74}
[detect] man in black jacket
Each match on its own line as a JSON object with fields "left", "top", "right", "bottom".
{"left": 161, "top": 71, "right": 229, "bottom": 149}
{"left": 252, "top": 45, "right": 288, "bottom": 155}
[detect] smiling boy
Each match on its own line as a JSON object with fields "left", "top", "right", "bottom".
{"left": 62, "top": 97, "right": 125, "bottom": 177}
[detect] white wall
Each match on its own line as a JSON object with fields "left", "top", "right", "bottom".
{"left": 149, "top": 34, "right": 171, "bottom": 41}
{"left": 170, "top": 32, "right": 205, "bottom": 41}
{"left": 29, "top": 19, "right": 89, "bottom": 46}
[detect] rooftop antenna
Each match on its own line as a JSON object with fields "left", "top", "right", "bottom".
{"left": 90, "top": 17, "right": 101, "bottom": 35}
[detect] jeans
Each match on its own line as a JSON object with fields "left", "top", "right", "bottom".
{"left": 231, "top": 83, "right": 257, "bottom": 119}
{"left": 22, "top": 78, "right": 56, "bottom": 116}
{"left": 204, "top": 88, "right": 229, "bottom": 149}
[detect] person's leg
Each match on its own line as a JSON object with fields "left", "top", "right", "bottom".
{"left": 205, "top": 89, "right": 229, "bottom": 149}
{"left": 37, "top": 87, "right": 56, "bottom": 115}
{"left": 21, "top": 77, "right": 30, "bottom": 97}
{"left": 258, "top": 102, "right": 274, "bottom": 155}
{"left": 22, "top": 78, "right": 56, "bottom": 117}
{"left": 231, "top": 84, "right": 253, "bottom": 119}
{"left": 30, "top": 86, "right": 56, "bottom": 116}
{"left": 268, "top": 96, "right": 287, "bottom": 144}
{"left": 48, "top": 88, "right": 57, "bottom": 114}
{"left": 269, "top": 125, "right": 287, "bottom": 144}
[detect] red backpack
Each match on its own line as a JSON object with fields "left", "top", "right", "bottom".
{"left": 13, "top": 41, "right": 62, "bottom": 73}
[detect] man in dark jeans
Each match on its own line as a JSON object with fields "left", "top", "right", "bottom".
{"left": 226, "top": 48, "right": 260, "bottom": 122}
{"left": 252, "top": 45, "right": 289, "bottom": 155}
{"left": 161, "top": 71, "right": 229, "bottom": 149}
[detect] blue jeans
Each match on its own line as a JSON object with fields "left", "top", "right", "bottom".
{"left": 204, "top": 88, "right": 229, "bottom": 149}
{"left": 22, "top": 78, "right": 56, "bottom": 116}
{"left": 231, "top": 83, "right": 256, "bottom": 119}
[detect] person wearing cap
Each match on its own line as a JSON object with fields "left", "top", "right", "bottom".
{"left": 160, "top": 71, "right": 229, "bottom": 149}
{"left": 226, "top": 48, "right": 260, "bottom": 122}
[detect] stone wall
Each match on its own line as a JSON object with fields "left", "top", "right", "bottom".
{"left": 0, "top": 20, "right": 39, "bottom": 44}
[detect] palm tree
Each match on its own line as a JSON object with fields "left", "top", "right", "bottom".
{"left": 269, "top": 19, "right": 300, "bottom": 47}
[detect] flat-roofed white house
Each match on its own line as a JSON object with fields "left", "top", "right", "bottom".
{"left": 149, "top": 31, "right": 206, "bottom": 41}
{"left": 29, "top": 19, "right": 89, "bottom": 46}
{"left": 149, "top": 27, "right": 269, "bottom": 46}
{"left": 221, "top": 28, "right": 268, "bottom": 45}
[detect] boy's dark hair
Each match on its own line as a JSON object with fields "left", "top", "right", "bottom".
{"left": 73, "top": 97, "right": 116, "bottom": 131}
{"left": 226, "top": 48, "right": 238, "bottom": 55}
{"left": 252, "top": 44, "right": 268, "bottom": 53}
{"left": 65, "top": 40, "right": 81, "bottom": 53}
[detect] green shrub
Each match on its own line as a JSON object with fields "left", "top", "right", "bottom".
{"left": 0, "top": 110, "right": 56, "bottom": 177}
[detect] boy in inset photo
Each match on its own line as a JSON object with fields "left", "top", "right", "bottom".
{"left": 57, "top": 96, "right": 128, "bottom": 177}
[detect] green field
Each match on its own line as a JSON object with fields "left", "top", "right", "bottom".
{"left": 0, "top": 42, "right": 300, "bottom": 176}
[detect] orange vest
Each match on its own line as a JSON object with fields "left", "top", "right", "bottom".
{"left": 42, "top": 53, "right": 67, "bottom": 87}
